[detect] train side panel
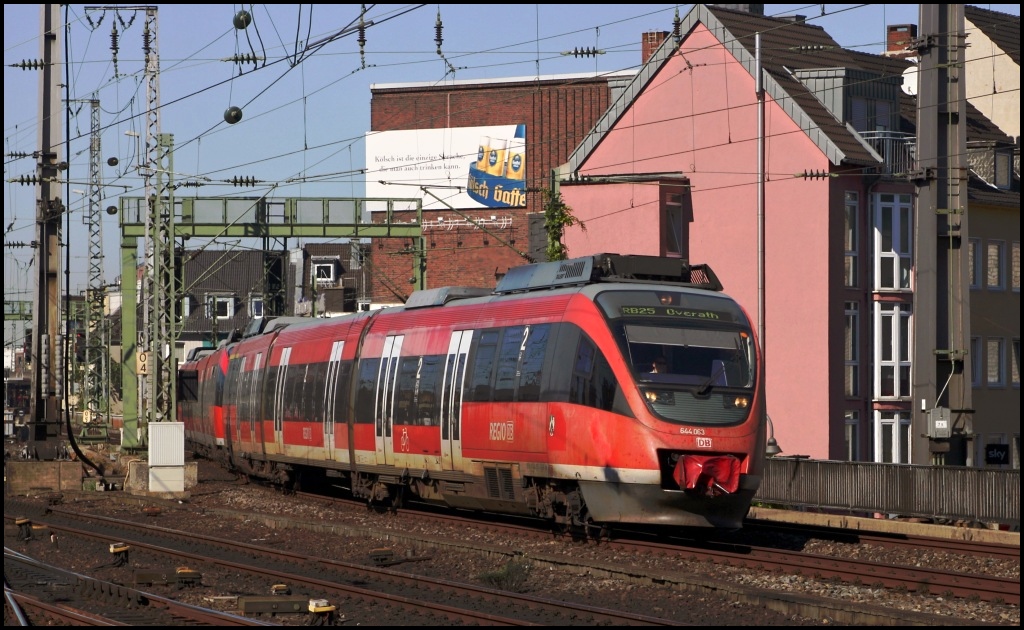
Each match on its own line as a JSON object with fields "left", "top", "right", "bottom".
{"left": 181, "top": 254, "right": 766, "bottom": 530}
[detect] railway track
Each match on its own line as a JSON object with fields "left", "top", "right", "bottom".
{"left": 4, "top": 549, "right": 271, "bottom": 626}
{"left": 287, "top": 490, "right": 1020, "bottom": 605}
{"left": 7, "top": 489, "right": 1017, "bottom": 626}
{"left": 4, "top": 503, "right": 692, "bottom": 626}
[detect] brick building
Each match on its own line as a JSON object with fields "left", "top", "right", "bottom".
{"left": 366, "top": 70, "right": 635, "bottom": 301}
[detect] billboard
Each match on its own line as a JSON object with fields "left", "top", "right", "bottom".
{"left": 365, "top": 124, "right": 526, "bottom": 210}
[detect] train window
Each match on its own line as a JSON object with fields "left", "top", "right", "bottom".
{"left": 468, "top": 329, "right": 500, "bottom": 402}
{"left": 517, "top": 324, "right": 550, "bottom": 402}
{"left": 354, "top": 358, "right": 380, "bottom": 424}
{"left": 394, "top": 357, "right": 420, "bottom": 425}
{"left": 264, "top": 365, "right": 278, "bottom": 421}
{"left": 307, "top": 362, "right": 327, "bottom": 422}
{"left": 494, "top": 326, "right": 525, "bottom": 402}
{"left": 178, "top": 370, "right": 199, "bottom": 402}
{"left": 285, "top": 364, "right": 305, "bottom": 420}
{"left": 417, "top": 355, "right": 442, "bottom": 425}
{"left": 570, "top": 335, "right": 620, "bottom": 412}
{"left": 332, "top": 362, "right": 353, "bottom": 424}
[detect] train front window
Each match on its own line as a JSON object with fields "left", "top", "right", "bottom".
{"left": 625, "top": 325, "right": 754, "bottom": 391}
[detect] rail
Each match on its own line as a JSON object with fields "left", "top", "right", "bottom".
{"left": 756, "top": 457, "right": 1020, "bottom": 528}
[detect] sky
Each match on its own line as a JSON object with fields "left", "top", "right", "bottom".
{"left": 4, "top": 3, "right": 1021, "bottom": 326}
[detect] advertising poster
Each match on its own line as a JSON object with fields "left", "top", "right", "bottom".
{"left": 365, "top": 124, "right": 527, "bottom": 210}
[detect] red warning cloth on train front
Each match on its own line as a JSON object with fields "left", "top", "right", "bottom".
{"left": 674, "top": 455, "right": 740, "bottom": 495}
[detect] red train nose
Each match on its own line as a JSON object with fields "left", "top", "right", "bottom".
{"left": 673, "top": 454, "right": 740, "bottom": 496}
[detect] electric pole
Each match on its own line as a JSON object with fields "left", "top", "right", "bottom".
{"left": 28, "top": 4, "right": 66, "bottom": 459}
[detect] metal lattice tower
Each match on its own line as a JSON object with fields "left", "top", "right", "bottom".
{"left": 136, "top": 7, "right": 176, "bottom": 428}
{"left": 83, "top": 98, "right": 106, "bottom": 420}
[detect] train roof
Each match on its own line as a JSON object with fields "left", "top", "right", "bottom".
{"left": 405, "top": 254, "right": 723, "bottom": 310}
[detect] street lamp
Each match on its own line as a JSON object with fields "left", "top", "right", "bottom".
{"left": 766, "top": 414, "right": 782, "bottom": 457}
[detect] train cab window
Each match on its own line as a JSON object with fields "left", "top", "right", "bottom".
{"left": 570, "top": 336, "right": 620, "bottom": 412}
{"left": 627, "top": 325, "right": 754, "bottom": 390}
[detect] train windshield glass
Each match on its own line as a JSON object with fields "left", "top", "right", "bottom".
{"left": 623, "top": 325, "right": 754, "bottom": 390}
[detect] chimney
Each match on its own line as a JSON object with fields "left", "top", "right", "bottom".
{"left": 713, "top": 4, "right": 765, "bottom": 15}
{"left": 642, "top": 31, "right": 669, "bottom": 64}
{"left": 885, "top": 24, "right": 918, "bottom": 58}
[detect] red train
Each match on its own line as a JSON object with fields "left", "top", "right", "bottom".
{"left": 178, "top": 254, "right": 767, "bottom": 531}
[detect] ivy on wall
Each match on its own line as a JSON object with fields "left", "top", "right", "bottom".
{"left": 543, "top": 189, "right": 585, "bottom": 262}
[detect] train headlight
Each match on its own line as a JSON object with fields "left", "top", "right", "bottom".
{"left": 729, "top": 396, "right": 749, "bottom": 409}
{"left": 644, "top": 390, "right": 659, "bottom": 403}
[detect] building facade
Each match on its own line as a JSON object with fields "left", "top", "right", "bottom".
{"left": 557, "top": 5, "right": 1019, "bottom": 466}
{"left": 366, "top": 71, "right": 635, "bottom": 301}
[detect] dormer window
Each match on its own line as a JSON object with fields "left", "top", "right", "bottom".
{"left": 994, "top": 151, "right": 1011, "bottom": 190}
{"left": 312, "top": 259, "right": 336, "bottom": 286}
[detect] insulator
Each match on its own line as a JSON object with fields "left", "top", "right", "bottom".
{"left": 673, "top": 8, "right": 682, "bottom": 44}
{"left": 142, "top": 22, "right": 152, "bottom": 55}
{"left": 230, "top": 176, "right": 260, "bottom": 187}
{"left": 13, "top": 59, "right": 46, "bottom": 70}
{"left": 434, "top": 9, "right": 443, "bottom": 55}
{"left": 110, "top": 23, "right": 119, "bottom": 55}
{"left": 8, "top": 151, "right": 31, "bottom": 159}
{"left": 358, "top": 5, "right": 367, "bottom": 49}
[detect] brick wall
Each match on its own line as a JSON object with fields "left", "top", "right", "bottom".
{"left": 368, "top": 77, "right": 616, "bottom": 297}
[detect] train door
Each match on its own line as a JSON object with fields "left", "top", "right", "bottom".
{"left": 374, "top": 335, "right": 403, "bottom": 465}
{"left": 323, "top": 340, "right": 345, "bottom": 461}
{"left": 234, "top": 357, "right": 248, "bottom": 446}
{"left": 247, "top": 352, "right": 262, "bottom": 448}
{"left": 440, "top": 330, "right": 472, "bottom": 471}
{"left": 272, "top": 347, "right": 291, "bottom": 453}
{"left": 224, "top": 356, "right": 245, "bottom": 460}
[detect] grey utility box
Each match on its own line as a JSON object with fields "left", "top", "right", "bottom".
{"left": 926, "top": 407, "right": 951, "bottom": 439}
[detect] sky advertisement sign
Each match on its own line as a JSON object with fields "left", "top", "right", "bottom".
{"left": 366, "top": 124, "right": 526, "bottom": 210}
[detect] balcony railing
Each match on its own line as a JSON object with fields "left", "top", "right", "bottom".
{"left": 858, "top": 131, "right": 916, "bottom": 177}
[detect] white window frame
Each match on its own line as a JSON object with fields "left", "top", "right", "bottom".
{"left": 873, "top": 410, "right": 911, "bottom": 464}
{"left": 874, "top": 302, "right": 912, "bottom": 399}
{"left": 250, "top": 296, "right": 264, "bottom": 319}
{"left": 312, "top": 260, "right": 336, "bottom": 286}
{"left": 995, "top": 151, "right": 1012, "bottom": 189}
{"left": 844, "top": 192, "right": 858, "bottom": 287}
{"left": 986, "top": 337, "right": 1005, "bottom": 388}
{"left": 181, "top": 296, "right": 191, "bottom": 318}
{"left": 844, "top": 302, "right": 859, "bottom": 397}
{"left": 968, "top": 238, "right": 981, "bottom": 289}
{"left": 873, "top": 193, "right": 913, "bottom": 290}
{"left": 844, "top": 410, "right": 860, "bottom": 461}
{"left": 986, "top": 240, "right": 1005, "bottom": 290}
{"left": 208, "top": 295, "right": 234, "bottom": 320}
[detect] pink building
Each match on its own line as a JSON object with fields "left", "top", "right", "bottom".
{"left": 559, "top": 5, "right": 1020, "bottom": 465}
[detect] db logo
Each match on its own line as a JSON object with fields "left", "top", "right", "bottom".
{"left": 696, "top": 437, "right": 713, "bottom": 449}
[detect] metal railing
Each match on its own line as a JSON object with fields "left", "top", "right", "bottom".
{"left": 756, "top": 457, "right": 1020, "bottom": 528}
{"left": 858, "top": 131, "right": 916, "bottom": 177}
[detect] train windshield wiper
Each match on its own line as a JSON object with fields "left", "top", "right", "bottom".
{"left": 695, "top": 363, "right": 727, "bottom": 397}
